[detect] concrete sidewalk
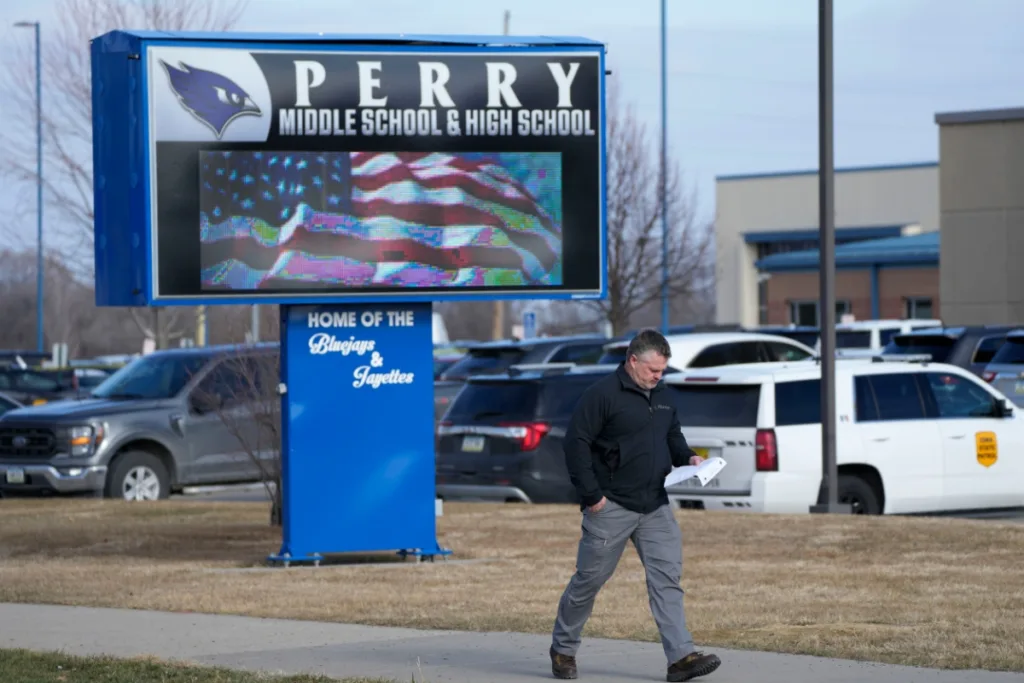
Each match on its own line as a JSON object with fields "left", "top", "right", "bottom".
{"left": 1, "top": 603, "right": 1020, "bottom": 683}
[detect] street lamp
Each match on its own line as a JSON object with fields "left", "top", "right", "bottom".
{"left": 14, "top": 20, "right": 43, "bottom": 355}
{"left": 808, "top": 0, "right": 849, "bottom": 515}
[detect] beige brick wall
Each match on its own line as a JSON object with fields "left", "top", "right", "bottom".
{"left": 764, "top": 267, "right": 939, "bottom": 324}
{"left": 878, "top": 268, "right": 940, "bottom": 319}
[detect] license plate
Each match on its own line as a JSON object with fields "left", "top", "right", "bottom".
{"left": 1015, "top": 382, "right": 1024, "bottom": 395}
{"left": 5, "top": 467, "right": 25, "bottom": 484}
{"left": 461, "top": 435, "right": 485, "bottom": 453}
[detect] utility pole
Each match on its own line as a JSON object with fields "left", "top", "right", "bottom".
{"left": 196, "top": 306, "right": 207, "bottom": 346}
{"left": 251, "top": 304, "right": 260, "bottom": 343}
{"left": 810, "top": 0, "right": 849, "bottom": 515}
{"left": 491, "top": 9, "right": 511, "bottom": 341}
{"left": 14, "top": 20, "right": 43, "bottom": 352}
{"left": 659, "top": 0, "right": 669, "bottom": 334}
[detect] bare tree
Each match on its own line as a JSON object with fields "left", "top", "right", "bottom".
{"left": 434, "top": 301, "right": 501, "bottom": 342}
{"left": 0, "top": 0, "right": 248, "bottom": 345}
{"left": 205, "top": 304, "right": 280, "bottom": 346}
{"left": 533, "top": 303, "right": 606, "bottom": 338}
{"left": 0, "top": 247, "right": 181, "bottom": 357}
{"left": 578, "top": 80, "right": 714, "bottom": 335}
{"left": 192, "top": 347, "right": 282, "bottom": 525}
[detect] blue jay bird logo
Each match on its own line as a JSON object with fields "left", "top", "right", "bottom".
{"left": 160, "top": 60, "right": 262, "bottom": 138}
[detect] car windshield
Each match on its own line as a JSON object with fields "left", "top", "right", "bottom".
{"left": 664, "top": 384, "right": 761, "bottom": 427}
{"left": 835, "top": 331, "right": 871, "bottom": 349}
{"left": 882, "top": 334, "right": 956, "bottom": 363}
{"left": 775, "top": 331, "right": 819, "bottom": 347}
{"left": 989, "top": 337, "right": 1024, "bottom": 365}
{"left": 439, "top": 348, "right": 527, "bottom": 380}
{"left": 90, "top": 353, "right": 211, "bottom": 400}
{"left": 597, "top": 346, "right": 627, "bottom": 364}
{"left": 445, "top": 375, "right": 608, "bottom": 423}
{"left": 445, "top": 380, "right": 541, "bottom": 422}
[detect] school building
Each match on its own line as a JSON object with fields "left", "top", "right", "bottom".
{"left": 713, "top": 106, "right": 1024, "bottom": 328}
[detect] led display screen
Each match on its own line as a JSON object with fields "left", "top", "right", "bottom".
{"left": 143, "top": 45, "right": 604, "bottom": 301}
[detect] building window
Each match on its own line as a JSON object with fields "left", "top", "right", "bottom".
{"left": 790, "top": 301, "right": 817, "bottom": 326}
{"left": 755, "top": 234, "right": 888, "bottom": 261}
{"left": 905, "top": 297, "right": 933, "bottom": 319}
{"left": 757, "top": 240, "right": 819, "bottom": 260}
{"left": 836, "top": 300, "right": 852, "bottom": 320}
{"left": 757, "top": 276, "right": 769, "bottom": 325}
{"left": 789, "top": 300, "right": 852, "bottom": 326}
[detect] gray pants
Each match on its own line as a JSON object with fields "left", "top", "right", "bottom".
{"left": 551, "top": 499, "right": 696, "bottom": 665}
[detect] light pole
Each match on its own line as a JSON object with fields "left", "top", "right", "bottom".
{"left": 659, "top": 0, "right": 669, "bottom": 333}
{"left": 490, "top": 9, "right": 512, "bottom": 341}
{"left": 809, "top": 0, "right": 849, "bottom": 515}
{"left": 14, "top": 20, "right": 43, "bottom": 354}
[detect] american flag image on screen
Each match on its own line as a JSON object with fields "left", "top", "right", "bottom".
{"left": 197, "top": 150, "right": 564, "bottom": 290}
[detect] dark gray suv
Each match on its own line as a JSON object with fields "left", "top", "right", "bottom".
{"left": 433, "top": 334, "right": 609, "bottom": 423}
{"left": 0, "top": 343, "right": 279, "bottom": 500}
{"left": 436, "top": 363, "right": 617, "bottom": 504}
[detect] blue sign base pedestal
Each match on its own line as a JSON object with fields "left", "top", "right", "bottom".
{"left": 267, "top": 301, "right": 451, "bottom": 567}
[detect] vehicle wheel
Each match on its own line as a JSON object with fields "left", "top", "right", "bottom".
{"left": 838, "top": 474, "right": 881, "bottom": 515}
{"left": 104, "top": 451, "right": 171, "bottom": 501}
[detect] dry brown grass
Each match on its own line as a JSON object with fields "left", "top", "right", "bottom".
{"left": 1, "top": 499, "right": 1023, "bottom": 672}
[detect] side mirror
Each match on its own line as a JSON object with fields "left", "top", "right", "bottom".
{"left": 1001, "top": 399, "right": 1015, "bottom": 418}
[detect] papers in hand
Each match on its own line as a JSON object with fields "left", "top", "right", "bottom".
{"left": 664, "top": 456, "right": 726, "bottom": 488}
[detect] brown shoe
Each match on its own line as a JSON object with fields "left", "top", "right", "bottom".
{"left": 550, "top": 646, "right": 578, "bottom": 679}
{"left": 667, "top": 651, "right": 721, "bottom": 681}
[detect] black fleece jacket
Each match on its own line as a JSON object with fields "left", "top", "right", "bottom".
{"left": 563, "top": 363, "right": 697, "bottom": 514}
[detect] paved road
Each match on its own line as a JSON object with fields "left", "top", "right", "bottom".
{"left": 1, "top": 603, "right": 1020, "bottom": 683}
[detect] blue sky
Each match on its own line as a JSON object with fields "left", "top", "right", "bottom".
{"left": 0, "top": 0, "right": 1022, "bottom": 256}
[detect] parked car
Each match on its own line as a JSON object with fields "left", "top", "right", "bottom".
{"left": 73, "top": 366, "right": 118, "bottom": 390}
{"left": 982, "top": 329, "right": 1024, "bottom": 404}
{"left": 433, "top": 354, "right": 464, "bottom": 380}
{"left": 818, "top": 318, "right": 943, "bottom": 358}
{"left": 0, "top": 343, "right": 279, "bottom": 500}
{"left": 661, "top": 356, "right": 1024, "bottom": 515}
{"left": 752, "top": 325, "right": 820, "bottom": 348}
{"left": 433, "top": 334, "right": 609, "bottom": 423}
{"left": 620, "top": 324, "right": 744, "bottom": 337}
{"left": 0, "top": 367, "right": 82, "bottom": 405}
{"left": 596, "top": 332, "right": 816, "bottom": 370}
{"left": 0, "top": 392, "right": 23, "bottom": 417}
{"left": 880, "top": 325, "right": 1016, "bottom": 378}
{"left": 436, "top": 363, "right": 617, "bottom": 504}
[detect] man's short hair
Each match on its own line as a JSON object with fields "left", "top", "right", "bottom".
{"left": 626, "top": 328, "right": 671, "bottom": 361}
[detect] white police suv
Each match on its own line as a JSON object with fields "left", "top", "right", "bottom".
{"left": 660, "top": 357, "right": 1024, "bottom": 515}
{"left": 599, "top": 332, "right": 816, "bottom": 370}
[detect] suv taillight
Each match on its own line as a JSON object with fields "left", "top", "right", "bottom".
{"left": 499, "top": 421, "right": 550, "bottom": 451}
{"left": 982, "top": 371, "right": 996, "bottom": 383}
{"left": 755, "top": 428, "right": 778, "bottom": 471}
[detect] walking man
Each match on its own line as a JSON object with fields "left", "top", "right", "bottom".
{"left": 549, "top": 329, "right": 721, "bottom": 682}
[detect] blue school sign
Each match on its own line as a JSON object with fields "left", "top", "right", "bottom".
{"left": 90, "top": 30, "right": 607, "bottom": 564}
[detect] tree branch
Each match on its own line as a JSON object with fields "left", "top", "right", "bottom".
{"left": 0, "top": 0, "right": 249, "bottom": 274}
{"left": 579, "top": 78, "right": 715, "bottom": 334}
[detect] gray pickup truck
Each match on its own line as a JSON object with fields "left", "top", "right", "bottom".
{"left": 0, "top": 343, "right": 280, "bottom": 500}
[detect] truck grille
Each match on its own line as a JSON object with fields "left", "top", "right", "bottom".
{"left": 0, "top": 426, "right": 57, "bottom": 458}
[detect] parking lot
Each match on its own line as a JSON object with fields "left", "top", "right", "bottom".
{"left": 3, "top": 320, "right": 1024, "bottom": 521}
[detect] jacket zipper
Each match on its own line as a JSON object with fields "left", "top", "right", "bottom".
{"left": 648, "top": 398, "right": 656, "bottom": 500}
